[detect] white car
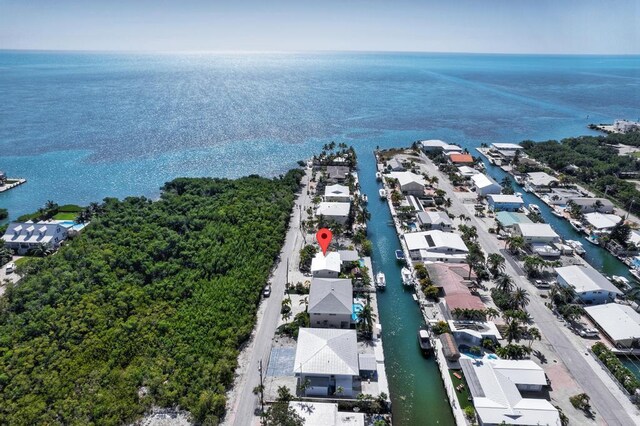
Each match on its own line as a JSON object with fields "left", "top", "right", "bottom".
{"left": 5, "top": 262, "right": 16, "bottom": 274}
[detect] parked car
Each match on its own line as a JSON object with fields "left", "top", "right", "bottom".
{"left": 262, "top": 285, "right": 272, "bottom": 298}
{"left": 534, "top": 280, "right": 551, "bottom": 289}
{"left": 5, "top": 262, "right": 16, "bottom": 274}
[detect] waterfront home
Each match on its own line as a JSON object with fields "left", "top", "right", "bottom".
{"left": 403, "top": 230, "right": 469, "bottom": 263}
{"left": 471, "top": 173, "right": 501, "bottom": 196}
{"left": 448, "top": 320, "right": 502, "bottom": 347}
{"left": 420, "top": 139, "right": 460, "bottom": 153}
{"left": 584, "top": 303, "right": 640, "bottom": 349}
{"left": 545, "top": 187, "right": 584, "bottom": 205}
{"left": 487, "top": 194, "right": 524, "bottom": 212}
{"left": 324, "top": 184, "right": 351, "bottom": 203}
{"left": 460, "top": 358, "right": 560, "bottom": 426}
{"left": 389, "top": 171, "right": 426, "bottom": 196}
{"left": 495, "top": 211, "right": 532, "bottom": 231}
{"left": 425, "top": 264, "right": 484, "bottom": 313}
{"left": 457, "top": 165, "right": 480, "bottom": 178}
{"left": 416, "top": 211, "right": 453, "bottom": 231}
{"left": 568, "top": 197, "right": 614, "bottom": 214}
{"left": 399, "top": 195, "right": 422, "bottom": 214}
{"left": 311, "top": 252, "right": 342, "bottom": 278}
{"left": 513, "top": 223, "right": 561, "bottom": 258}
{"left": 448, "top": 153, "right": 474, "bottom": 166}
{"left": 489, "top": 142, "right": 523, "bottom": 159}
{"left": 309, "top": 278, "right": 353, "bottom": 329}
{"left": 555, "top": 264, "right": 622, "bottom": 305}
{"left": 294, "top": 328, "right": 359, "bottom": 397}
{"left": 525, "top": 172, "right": 559, "bottom": 193}
{"left": 337, "top": 250, "right": 360, "bottom": 263}
{"left": 614, "top": 119, "right": 640, "bottom": 133}
{"left": 583, "top": 212, "right": 622, "bottom": 232}
{"left": 387, "top": 158, "right": 405, "bottom": 172}
{"left": 2, "top": 221, "right": 68, "bottom": 255}
{"left": 326, "top": 166, "right": 350, "bottom": 182}
{"left": 288, "top": 402, "right": 365, "bottom": 426}
{"left": 316, "top": 202, "right": 351, "bottom": 225}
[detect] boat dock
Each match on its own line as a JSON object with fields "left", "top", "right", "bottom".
{"left": 0, "top": 178, "right": 26, "bottom": 193}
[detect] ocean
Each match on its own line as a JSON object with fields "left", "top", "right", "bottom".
{"left": 1, "top": 51, "right": 638, "bottom": 219}
{"left": 1, "top": 51, "right": 640, "bottom": 425}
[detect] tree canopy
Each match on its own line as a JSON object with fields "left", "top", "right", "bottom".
{"left": 0, "top": 170, "right": 304, "bottom": 425}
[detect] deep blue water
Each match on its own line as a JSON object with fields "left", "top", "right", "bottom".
{"left": 1, "top": 51, "right": 639, "bottom": 220}
{"left": 1, "top": 51, "right": 640, "bottom": 425}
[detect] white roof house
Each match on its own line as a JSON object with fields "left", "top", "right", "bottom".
{"left": 324, "top": 184, "right": 351, "bottom": 202}
{"left": 487, "top": 194, "right": 524, "bottom": 205}
{"left": 316, "top": 202, "right": 351, "bottom": 224}
{"left": 2, "top": 221, "right": 69, "bottom": 254}
{"left": 420, "top": 139, "right": 449, "bottom": 150}
{"left": 294, "top": 328, "right": 359, "bottom": 376}
{"left": 289, "top": 402, "right": 365, "bottom": 426}
{"left": 311, "top": 252, "right": 342, "bottom": 278}
{"left": 514, "top": 223, "right": 559, "bottom": 241}
{"left": 555, "top": 264, "right": 622, "bottom": 297}
{"left": 403, "top": 230, "right": 468, "bottom": 263}
{"left": 387, "top": 158, "right": 405, "bottom": 171}
{"left": 389, "top": 171, "right": 426, "bottom": 194}
{"left": 491, "top": 143, "right": 523, "bottom": 151}
{"left": 526, "top": 172, "right": 559, "bottom": 189}
{"left": 471, "top": 173, "right": 501, "bottom": 196}
{"left": 457, "top": 166, "right": 480, "bottom": 177}
{"left": 585, "top": 304, "right": 640, "bottom": 348}
{"left": 460, "top": 359, "right": 560, "bottom": 426}
{"left": 416, "top": 211, "right": 453, "bottom": 230}
{"left": 309, "top": 278, "right": 353, "bottom": 316}
{"left": 584, "top": 212, "right": 622, "bottom": 231}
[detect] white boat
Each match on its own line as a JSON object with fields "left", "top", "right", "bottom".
{"left": 565, "top": 240, "right": 585, "bottom": 256}
{"left": 379, "top": 188, "right": 387, "bottom": 199}
{"left": 528, "top": 204, "right": 541, "bottom": 214}
{"left": 375, "top": 172, "right": 383, "bottom": 182}
{"left": 569, "top": 220, "right": 585, "bottom": 233}
{"left": 551, "top": 208, "right": 565, "bottom": 217}
{"left": 376, "top": 272, "right": 386, "bottom": 289}
{"left": 630, "top": 269, "right": 640, "bottom": 282}
{"left": 418, "top": 329, "right": 433, "bottom": 355}
{"left": 585, "top": 234, "right": 599, "bottom": 245}
{"left": 361, "top": 194, "right": 368, "bottom": 204}
{"left": 401, "top": 267, "right": 413, "bottom": 286}
{"left": 611, "top": 276, "right": 632, "bottom": 292}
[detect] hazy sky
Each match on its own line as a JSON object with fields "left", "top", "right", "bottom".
{"left": 1, "top": 0, "right": 638, "bottom": 54}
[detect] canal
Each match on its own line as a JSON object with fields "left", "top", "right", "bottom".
{"left": 358, "top": 148, "right": 455, "bottom": 425}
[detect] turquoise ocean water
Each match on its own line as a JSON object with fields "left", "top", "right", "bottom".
{"left": 1, "top": 51, "right": 639, "bottom": 425}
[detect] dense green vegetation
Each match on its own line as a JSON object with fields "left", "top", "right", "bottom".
{"left": 16, "top": 202, "right": 83, "bottom": 222}
{"left": 0, "top": 170, "right": 303, "bottom": 425}
{"left": 592, "top": 342, "right": 640, "bottom": 395}
{"left": 0, "top": 208, "right": 7, "bottom": 220}
{"left": 521, "top": 133, "right": 640, "bottom": 214}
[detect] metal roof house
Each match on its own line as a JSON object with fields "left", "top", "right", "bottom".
{"left": 316, "top": 202, "right": 351, "bottom": 225}
{"left": 487, "top": 194, "right": 524, "bottom": 212}
{"left": 416, "top": 211, "right": 453, "bottom": 231}
{"left": 555, "top": 264, "right": 622, "bottom": 305}
{"left": 2, "top": 221, "right": 69, "bottom": 255}
{"left": 289, "top": 402, "right": 365, "bottom": 426}
{"left": 403, "top": 230, "right": 469, "bottom": 263}
{"left": 294, "top": 328, "right": 359, "bottom": 397}
{"left": 585, "top": 303, "right": 640, "bottom": 349}
{"left": 326, "top": 166, "right": 350, "bottom": 182}
{"left": 568, "top": 197, "right": 614, "bottom": 214}
{"left": 389, "top": 171, "right": 426, "bottom": 196}
{"left": 525, "top": 172, "right": 559, "bottom": 192}
{"left": 324, "top": 184, "right": 351, "bottom": 203}
{"left": 584, "top": 212, "right": 622, "bottom": 231}
{"left": 309, "top": 278, "right": 353, "bottom": 329}
{"left": 471, "top": 173, "right": 502, "bottom": 197}
{"left": 311, "top": 252, "right": 342, "bottom": 278}
{"left": 460, "top": 358, "right": 560, "bottom": 426}
{"left": 495, "top": 211, "right": 532, "bottom": 229}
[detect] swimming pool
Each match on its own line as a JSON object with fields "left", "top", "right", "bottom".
{"left": 352, "top": 303, "right": 364, "bottom": 322}
{"left": 359, "top": 259, "right": 366, "bottom": 267}
{"left": 59, "top": 221, "right": 87, "bottom": 231}
{"left": 461, "top": 351, "right": 498, "bottom": 360}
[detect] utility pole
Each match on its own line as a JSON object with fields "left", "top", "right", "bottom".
{"left": 257, "top": 359, "right": 265, "bottom": 413}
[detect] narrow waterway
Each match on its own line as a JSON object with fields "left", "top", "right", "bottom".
{"left": 357, "top": 149, "right": 455, "bottom": 425}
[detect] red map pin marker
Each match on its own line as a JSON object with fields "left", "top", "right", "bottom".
{"left": 316, "top": 228, "right": 333, "bottom": 256}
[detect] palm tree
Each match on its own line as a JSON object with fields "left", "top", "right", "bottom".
{"left": 503, "top": 318, "right": 524, "bottom": 344}
{"left": 510, "top": 287, "right": 530, "bottom": 310}
{"left": 45, "top": 200, "right": 58, "bottom": 211}
{"left": 357, "top": 303, "right": 377, "bottom": 337}
{"left": 527, "top": 327, "right": 542, "bottom": 349}
{"left": 444, "top": 198, "right": 452, "bottom": 208}
{"left": 30, "top": 243, "right": 52, "bottom": 257}
{"left": 484, "top": 307, "right": 500, "bottom": 321}
{"left": 299, "top": 296, "right": 308, "bottom": 313}
{"left": 495, "top": 274, "right": 515, "bottom": 293}
{"left": 523, "top": 255, "right": 545, "bottom": 278}
{"left": 465, "top": 252, "right": 483, "bottom": 280}
{"left": 506, "top": 235, "right": 525, "bottom": 254}
{"left": 487, "top": 253, "right": 506, "bottom": 276}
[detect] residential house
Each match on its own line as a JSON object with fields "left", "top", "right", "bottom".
{"left": 471, "top": 173, "right": 501, "bottom": 196}
{"left": 403, "top": 230, "right": 469, "bottom": 263}
{"left": 584, "top": 212, "right": 622, "bottom": 232}
{"left": 513, "top": 223, "right": 560, "bottom": 258}
{"left": 457, "top": 166, "right": 480, "bottom": 178}
{"left": 420, "top": 139, "right": 449, "bottom": 152}
{"left": 495, "top": 211, "right": 532, "bottom": 231}
{"left": 487, "top": 194, "right": 524, "bottom": 212}
{"left": 324, "top": 184, "right": 351, "bottom": 203}
{"left": 288, "top": 402, "right": 365, "bottom": 426}
{"left": 309, "top": 278, "right": 353, "bottom": 329}
{"left": 326, "top": 166, "right": 350, "bottom": 182}
{"left": 555, "top": 264, "right": 622, "bottom": 305}
{"left": 424, "top": 263, "right": 484, "bottom": 314}
{"left": 525, "top": 172, "right": 559, "bottom": 193}
{"left": 311, "top": 252, "right": 342, "bottom": 278}
{"left": 460, "top": 358, "right": 560, "bottom": 426}
{"left": 584, "top": 303, "right": 640, "bottom": 349}
{"left": 389, "top": 171, "right": 426, "bottom": 196}
{"left": 568, "top": 197, "right": 614, "bottom": 214}
{"left": 490, "top": 143, "right": 523, "bottom": 159}
{"left": 448, "top": 153, "right": 475, "bottom": 166}
{"left": 2, "top": 221, "right": 69, "bottom": 255}
{"left": 317, "top": 202, "right": 351, "bottom": 225}
{"left": 387, "top": 158, "right": 405, "bottom": 171}
{"left": 614, "top": 119, "right": 640, "bottom": 133}
{"left": 416, "top": 211, "right": 453, "bottom": 231}
{"left": 545, "top": 188, "right": 584, "bottom": 205}
{"left": 294, "top": 328, "right": 359, "bottom": 397}
{"left": 448, "top": 320, "right": 502, "bottom": 347}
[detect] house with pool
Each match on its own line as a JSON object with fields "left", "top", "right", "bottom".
{"left": 2, "top": 221, "right": 69, "bottom": 255}
{"left": 309, "top": 278, "right": 353, "bottom": 329}
{"left": 403, "top": 230, "right": 469, "bottom": 263}
{"left": 294, "top": 328, "right": 359, "bottom": 397}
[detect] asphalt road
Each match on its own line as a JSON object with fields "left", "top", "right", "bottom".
{"left": 224, "top": 171, "right": 310, "bottom": 426}
{"left": 419, "top": 153, "right": 637, "bottom": 426}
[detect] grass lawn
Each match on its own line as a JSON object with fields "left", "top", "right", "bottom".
{"left": 14, "top": 257, "right": 31, "bottom": 266}
{"left": 449, "top": 369, "right": 473, "bottom": 411}
{"left": 53, "top": 212, "right": 78, "bottom": 220}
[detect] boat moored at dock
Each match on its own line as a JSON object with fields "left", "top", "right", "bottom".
{"left": 379, "top": 188, "right": 387, "bottom": 199}
{"left": 418, "top": 329, "right": 433, "bottom": 356}
{"left": 401, "top": 267, "right": 414, "bottom": 286}
{"left": 376, "top": 272, "right": 387, "bottom": 290}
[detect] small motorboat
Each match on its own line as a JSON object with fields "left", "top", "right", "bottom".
{"left": 395, "top": 249, "right": 405, "bottom": 260}
{"left": 551, "top": 208, "right": 565, "bottom": 217}
{"left": 418, "top": 329, "right": 433, "bottom": 355}
{"left": 585, "top": 234, "right": 599, "bottom": 245}
{"left": 379, "top": 188, "right": 387, "bottom": 199}
{"left": 528, "top": 204, "right": 541, "bottom": 214}
{"left": 565, "top": 240, "right": 585, "bottom": 256}
{"left": 630, "top": 269, "right": 640, "bottom": 282}
{"left": 401, "top": 267, "right": 413, "bottom": 286}
{"left": 570, "top": 220, "right": 585, "bottom": 233}
{"left": 611, "top": 275, "right": 632, "bottom": 292}
{"left": 375, "top": 172, "right": 383, "bottom": 182}
{"left": 376, "top": 272, "right": 386, "bottom": 290}
{"left": 361, "top": 194, "right": 368, "bottom": 204}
